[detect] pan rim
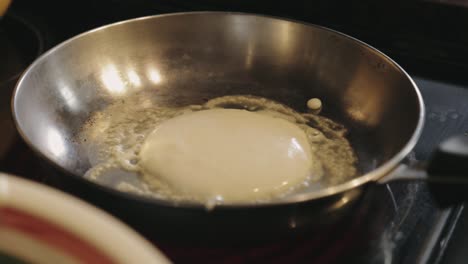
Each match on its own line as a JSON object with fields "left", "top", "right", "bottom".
{"left": 11, "top": 11, "right": 425, "bottom": 209}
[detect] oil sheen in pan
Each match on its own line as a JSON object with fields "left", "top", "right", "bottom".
{"left": 79, "top": 94, "right": 358, "bottom": 208}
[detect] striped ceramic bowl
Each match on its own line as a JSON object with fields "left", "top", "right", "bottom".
{"left": 0, "top": 173, "right": 171, "bottom": 264}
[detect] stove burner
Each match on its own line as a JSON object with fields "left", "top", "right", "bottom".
{"left": 0, "top": 14, "right": 43, "bottom": 160}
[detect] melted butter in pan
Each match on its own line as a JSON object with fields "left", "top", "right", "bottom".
{"left": 80, "top": 95, "right": 358, "bottom": 207}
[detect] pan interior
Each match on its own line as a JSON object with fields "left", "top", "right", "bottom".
{"left": 13, "top": 13, "right": 422, "bottom": 203}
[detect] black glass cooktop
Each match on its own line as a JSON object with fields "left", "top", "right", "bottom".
{"left": 2, "top": 1, "right": 468, "bottom": 263}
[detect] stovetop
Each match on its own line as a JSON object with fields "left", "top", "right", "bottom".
{"left": 2, "top": 1, "right": 468, "bottom": 263}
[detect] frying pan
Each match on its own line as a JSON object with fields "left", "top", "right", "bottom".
{"left": 12, "top": 12, "right": 468, "bottom": 243}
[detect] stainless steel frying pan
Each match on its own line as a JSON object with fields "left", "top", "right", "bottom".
{"left": 12, "top": 12, "right": 468, "bottom": 243}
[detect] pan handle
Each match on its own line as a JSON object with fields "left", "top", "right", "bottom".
{"left": 379, "top": 134, "right": 468, "bottom": 208}
{"left": 427, "top": 134, "right": 468, "bottom": 207}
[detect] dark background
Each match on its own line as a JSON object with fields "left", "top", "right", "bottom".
{"left": 8, "top": 0, "right": 468, "bottom": 84}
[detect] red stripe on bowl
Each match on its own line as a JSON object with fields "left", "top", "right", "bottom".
{"left": 0, "top": 207, "right": 116, "bottom": 264}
